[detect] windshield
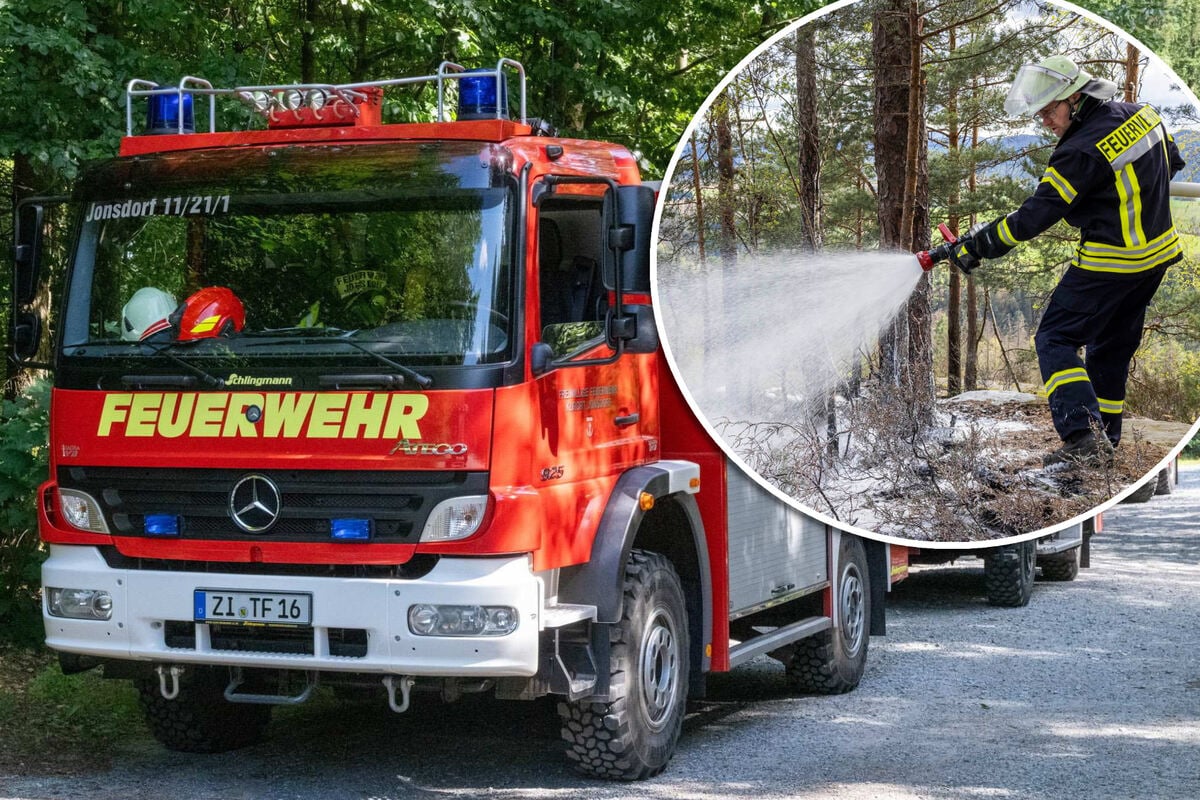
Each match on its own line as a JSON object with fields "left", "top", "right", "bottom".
{"left": 61, "top": 143, "right": 516, "bottom": 380}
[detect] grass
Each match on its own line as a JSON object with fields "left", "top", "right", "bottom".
{"left": 0, "top": 643, "right": 146, "bottom": 775}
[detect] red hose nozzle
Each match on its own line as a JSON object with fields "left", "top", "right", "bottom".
{"left": 915, "top": 223, "right": 958, "bottom": 271}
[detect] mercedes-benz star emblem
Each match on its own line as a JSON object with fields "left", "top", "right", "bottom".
{"left": 229, "top": 474, "right": 282, "bottom": 533}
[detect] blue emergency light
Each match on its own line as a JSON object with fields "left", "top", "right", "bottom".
{"left": 457, "top": 69, "right": 508, "bottom": 121}
{"left": 331, "top": 518, "right": 372, "bottom": 541}
{"left": 143, "top": 513, "right": 182, "bottom": 536}
{"left": 145, "top": 88, "right": 195, "bottom": 135}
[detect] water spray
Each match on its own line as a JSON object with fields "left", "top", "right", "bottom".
{"left": 915, "top": 223, "right": 957, "bottom": 272}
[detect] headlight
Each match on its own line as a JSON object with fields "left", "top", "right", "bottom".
{"left": 47, "top": 588, "right": 113, "bottom": 620}
{"left": 408, "top": 604, "right": 519, "bottom": 636}
{"left": 419, "top": 495, "right": 488, "bottom": 542}
{"left": 58, "top": 489, "right": 110, "bottom": 533}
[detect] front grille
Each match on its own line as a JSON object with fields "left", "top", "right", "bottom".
{"left": 60, "top": 467, "right": 486, "bottom": 545}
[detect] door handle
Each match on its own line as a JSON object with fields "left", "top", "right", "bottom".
{"left": 615, "top": 413, "right": 640, "bottom": 427}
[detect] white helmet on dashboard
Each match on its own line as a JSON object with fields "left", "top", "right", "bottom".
{"left": 121, "top": 287, "right": 177, "bottom": 341}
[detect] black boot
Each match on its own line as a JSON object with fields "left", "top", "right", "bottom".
{"left": 1043, "top": 430, "right": 1115, "bottom": 467}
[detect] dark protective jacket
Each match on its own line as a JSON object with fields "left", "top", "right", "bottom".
{"left": 982, "top": 98, "right": 1185, "bottom": 274}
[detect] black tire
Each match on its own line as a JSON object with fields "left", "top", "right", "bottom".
{"left": 1155, "top": 467, "right": 1173, "bottom": 496}
{"left": 984, "top": 539, "right": 1036, "bottom": 607}
{"left": 1038, "top": 546, "right": 1080, "bottom": 582}
{"left": 136, "top": 666, "right": 272, "bottom": 753}
{"left": 786, "top": 535, "right": 869, "bottom": 694}
{"left": 558, "top": 550, "right": 689, "bottom": 781}
{"left": 1122, "top": 477, "right": 1156, "bottom": 504}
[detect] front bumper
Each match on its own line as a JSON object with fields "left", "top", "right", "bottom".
{"left": 42, "top": 545, "right": 542, "bottom": 677}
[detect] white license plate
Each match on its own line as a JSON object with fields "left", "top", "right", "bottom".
{"left": 194, "top": 589, "right": 312, "bottom": 626}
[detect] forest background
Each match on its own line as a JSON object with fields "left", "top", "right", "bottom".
{"left": 1, "top": 0, "right": 1199, "bottom": 638}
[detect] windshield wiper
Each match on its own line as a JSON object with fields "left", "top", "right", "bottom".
{"left": 133, "top": 341, "right": 226, "bottom": 388}
{"left": 329, "top": 340, "right": 433, "bottom": 389}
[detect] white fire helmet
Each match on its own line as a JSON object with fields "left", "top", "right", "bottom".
{"left": 1004, "top": 55, "right": 1117, "bottom": 118}
{"left": 121, "top": 287, "right": 177, "bottom": 341}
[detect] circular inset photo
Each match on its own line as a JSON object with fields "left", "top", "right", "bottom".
{"left": 654, "top": 0, "right": 1200, "bottom": 543}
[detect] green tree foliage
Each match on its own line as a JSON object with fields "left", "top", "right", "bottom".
{"left": 0, "top": 380, "right": 50, "bottom": 645}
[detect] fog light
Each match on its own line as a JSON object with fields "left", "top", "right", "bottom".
{"left": 47, "top": 588, "right": 113, "bottom": 620}
{"left": 58, "top": 489, "right": 110, "bottom": 534}
{"left": 407, "top": 603, "right": 519, "bottom": 636}
{"left": 419, "top": 496, "right": 488, "bottom": 542}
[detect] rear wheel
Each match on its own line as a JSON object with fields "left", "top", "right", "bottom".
{"left": 984, "top": 539, "right": 1036, "bottom": 607}
{"left": 136, "top": 666, "right": 271, "bottom": 753}
{"left": 1039, "top": 546, "right": 1080, "bottom": 582}
{"left": 786, "top": 535, "right": 869, "bottom": 694}
{"left": 558, "top": 550, "right": 688, "bottom": 780}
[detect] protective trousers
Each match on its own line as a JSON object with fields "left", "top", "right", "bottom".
{"left": 1034, "top": 264, "right": 1166, "bottom": 445}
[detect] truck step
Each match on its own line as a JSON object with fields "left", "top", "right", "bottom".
{"left": 542, "top": 603, "right": 596, "bottom": 628}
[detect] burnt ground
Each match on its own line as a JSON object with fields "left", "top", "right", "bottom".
{"left": 730, "top": 390, "right": 1191, "bottom": 542}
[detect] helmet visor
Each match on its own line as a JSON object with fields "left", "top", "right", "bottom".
{"left": 1004, "top": 64, "right": 1072, "bottom": 117}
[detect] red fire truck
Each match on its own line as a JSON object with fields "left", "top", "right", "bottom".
{"left": 10, "top": 61, "right": 903, "bottom": 779}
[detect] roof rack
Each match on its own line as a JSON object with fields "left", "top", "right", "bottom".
{"left": 125, "top": 59, "right": 527, "bottom": 136}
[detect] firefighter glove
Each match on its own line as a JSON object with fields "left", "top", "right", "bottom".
{"left": 949, "top": 236, "right": 982, "bottom": 275}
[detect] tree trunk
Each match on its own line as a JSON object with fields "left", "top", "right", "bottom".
{"left": 964, "top": 116, "right": 981, "bottom": 391}
{"left": 795, "top": 27, "right": 821, "bottom": 252}
{"left": 690, "top": 131, "right": 706, "bottom": 265}
{"left": 716, "top": 97, "right": 737, "bottom": 268}
{"left": 1124, "top": 43, "right": 1139, "bottom": 102}
{"left": 872, "top": 0, "right": 910, "bottom": 386}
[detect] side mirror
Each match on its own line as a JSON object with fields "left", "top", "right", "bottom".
{"left": 14, "top": 203, "right": 46, "bottom": 306}
{"left": 613, "top": 185, "right": 654, "bottom": 294}
{"left": 10, "top": 310, "right": 42, "bottom": 361}
{"left": 606, "top": 305, "right": 658, "bottom": 354}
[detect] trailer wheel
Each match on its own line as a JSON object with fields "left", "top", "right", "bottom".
{"left": 1155, "top": 467, "right": 1173, "bottom": 496}
{"left": 1038, "top": 546, "right": 1080, "bottom": 582}
{"left": 136, "top": 667, "right": 271, "bottom": 753}
{"left": 984, "top": 539, "right": 1036, "bottom": 607}
{"left": 786, "top": 535, "right": 869, "bottom": 695}
{"left": 1122, "top": 477, "right": 1157, "bottom": 504}
{"left": 558, "top": 550, "right": 688, "bottom": 781}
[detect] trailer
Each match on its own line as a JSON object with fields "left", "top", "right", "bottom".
{"left": 10, "top": 61, "right": 893, "bottom": 780}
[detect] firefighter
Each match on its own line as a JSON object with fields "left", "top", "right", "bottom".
{"left": 950, "top": 55, "right": 1185, "bottom": 466}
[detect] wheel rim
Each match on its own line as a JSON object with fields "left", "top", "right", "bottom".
{"left": 839, "top": 563, "right": 865, "bottom": 657}
{"left": 1022, "top": 543, "right": 1035, "bottom": 582}
{"left": 638, "top": 606, "right": 680, "bottom": 731}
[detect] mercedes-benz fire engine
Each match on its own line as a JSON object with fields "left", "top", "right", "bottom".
{"left": 9, "top": 60, "right": 904, "bottom": 779}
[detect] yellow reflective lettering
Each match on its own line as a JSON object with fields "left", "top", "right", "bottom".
{"left": 97, "top": 394, "right": 133, "bottom": 436}
{"left": 308, "top": 393, "right": 347, "bottom": 438}
{"left": 190, "top": 393, "right": 229, "bottom": 437}
{"left": 383, "top": 394, "right": 430, "bottom": 439}
{"left": 262, "top": 393, "right": 315, "bottom": 437}
{"left": 343, "top": 393, "right": 388, "bottom": 438}
{"left": 157, "top": 394, "right": 196, "bottom": 438}
{"left": 222, "top": 393, "right": 264, "bottom": 437}
{"left": 126, "top": 394, "right": 163, "bottom": 437}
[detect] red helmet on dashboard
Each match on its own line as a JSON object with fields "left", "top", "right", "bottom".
{"left": 173, "top": 287, "right": 245, "bottom": 340}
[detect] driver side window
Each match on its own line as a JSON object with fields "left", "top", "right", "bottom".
{"left": 537, "top": 203, "right": 607, "bottom": 358}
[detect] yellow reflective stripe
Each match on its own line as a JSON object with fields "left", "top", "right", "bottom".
{"left": 1080, "top": 226, "right": 1177, "bottom": 256}
{"left": 1044, "top": 368, "right": 1090, "bottom": 397}
{"left": 1096, "top": 397, "right": 1124, "bottom": 414}
{"left": 1075, "top": 238, "right": 1182, "bottom": 273}
{"left": 1113, "top": 163, "right": 1146, "bottom": 247}
{"left": 997, "top": 217, "right": 1019, "bottom": 246}
{"left": 1041, "top": 166, "right": 1077, "bottom": 204}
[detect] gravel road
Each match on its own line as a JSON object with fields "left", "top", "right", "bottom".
{"left": 3, "top": 468, "right": 1198, "bottom": 800}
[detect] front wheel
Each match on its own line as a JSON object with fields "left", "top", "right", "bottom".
{"left": 786, "top": 534, "right": 870, "bottom": 694}
{"left": 136, "top": 666, "right": 271, "bottom": 753}
{"left": 558, "top": 550, "right": 689, "bottom": 780}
